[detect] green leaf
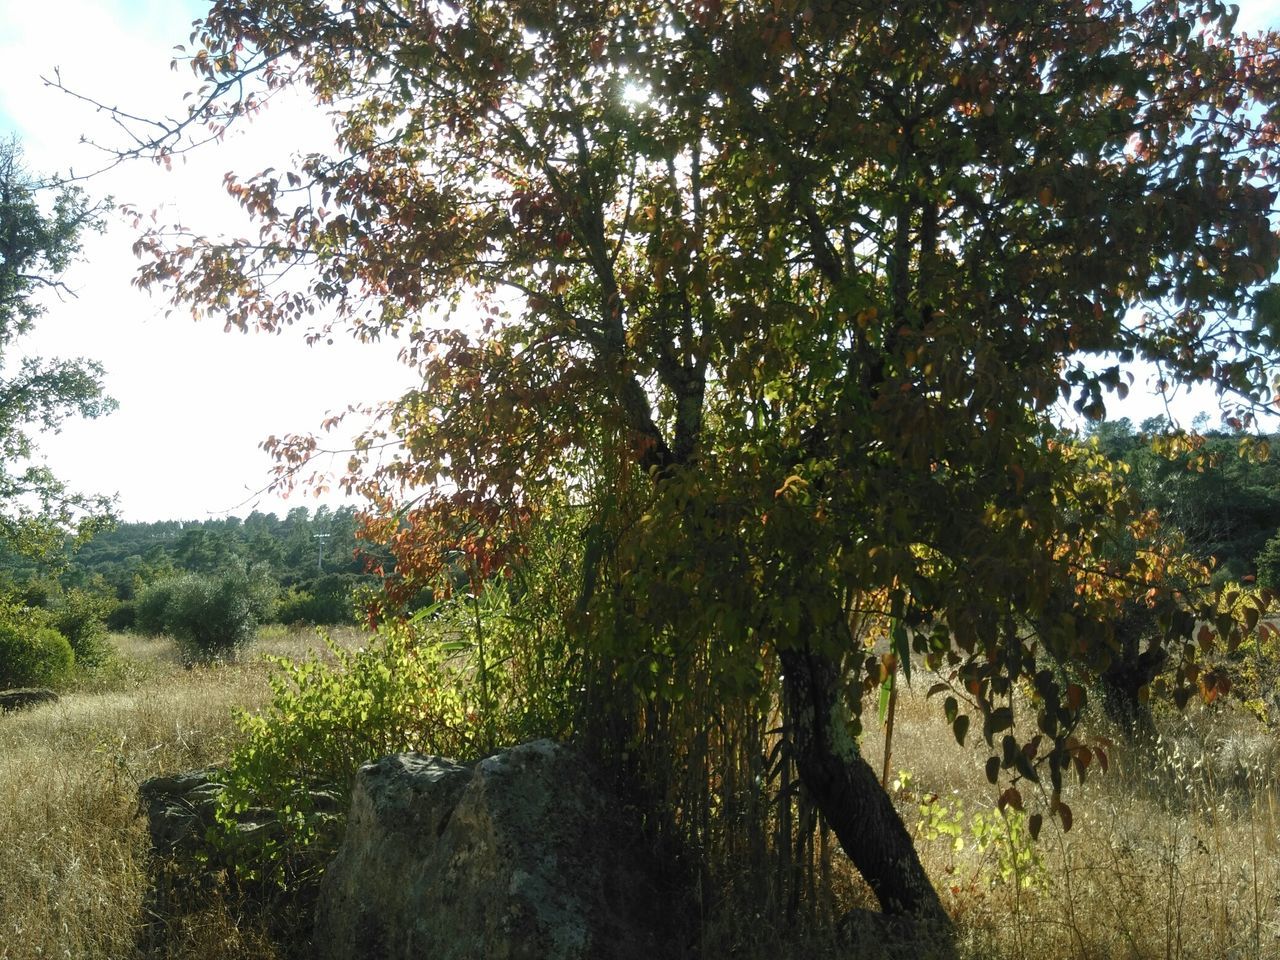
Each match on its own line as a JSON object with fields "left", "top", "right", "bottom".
{"left": 878, "top": 675, "right": 893, "bottom": 726}
{"left": 984, "top": 706, "right": 1014, "bottom": 743}
{"left": 891, "top": 621, "right": 912, "bottom": 684}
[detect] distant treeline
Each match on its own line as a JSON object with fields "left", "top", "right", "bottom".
{"left": 5, "top": 422, "right": 1280, "bottom": 637}
{"left": 0, "top": 505, "right": 387, "bottom": 629}
{"left": 1092, "top": 419, "right": 1280, "bottom": 586}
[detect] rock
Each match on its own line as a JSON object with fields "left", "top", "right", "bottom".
{"left": 315, "top": 740, "right": 661, "bottom": 960}
{"left": 138, "top": 766, "right": 342, "bottom": 924}
{"left": 0, "top": 687, "right": 59, "bottom": 713}
{"left": 139, "top": 767, "right": 229, "bottom": 859}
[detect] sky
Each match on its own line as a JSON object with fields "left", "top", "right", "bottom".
{"left": 0, "top": 0, "right": 418, "bottom": 522}
{"left": 0, "top": 1, "right": 1278, "bottom": 523}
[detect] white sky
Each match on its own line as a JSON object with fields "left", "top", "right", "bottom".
{"left": 0, "top": 0, "right": 418, "bottom": 522}
{"left": 0, "top": 1, "right": 1278, "bottom": 522}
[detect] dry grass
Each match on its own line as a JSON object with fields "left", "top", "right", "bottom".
{"left": 3, "top": 629, "right": 1278, "bottom": 959}
{"left": 0, "top": 626, "right": 363, "bottom": 960}
{"left": 858, "top": 681, "right": 1280, "bottom": 960}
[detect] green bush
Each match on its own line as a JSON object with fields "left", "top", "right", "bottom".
{"left": 105, "top": 601, "right": 135, "bottom": 632}
{"left": 275, "top": 573, "right": 365, "bottom": 626}
{"left": 214, "top": 620, "right": 482, "bottom": 885}
{"left": 135, "top": 568, "right": 277, "bottom": 661}
{"left": 9, "top": 579, "right": 115, "bottom": 668}
{"left": 274, "top": 586, "right": 315, "bottom": 626}
{"left": 134, "top": 578, "right": 178, "bottom": 637}
{"left": 0, "top": 614, "right": 74, "bottom": 689}
{"left": 211, "top": 583, "right": 566, "bottom": 887}
{"left": 48, "top": 586, "right": 115, "bottom": 667}
{"left": 1258, "top": 533, "right": 1280, "bottom": 592}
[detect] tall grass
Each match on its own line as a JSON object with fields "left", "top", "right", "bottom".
{"left": 851, "top": 685, "right": 1280, "bottom": 960}
{"left": 0, "top": 627, "right": 359, "bottom": 960}
{"left": 2, "top": 628, "right": 1276, "bottom": 959}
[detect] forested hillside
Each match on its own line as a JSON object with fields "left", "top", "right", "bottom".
{"left": 1092, "top": 420, "right": 1280, "bottom": 584}
{"left": 0, "top": 505, "right": 384, "bottom": 629}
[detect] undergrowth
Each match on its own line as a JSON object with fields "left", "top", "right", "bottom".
{"left": 2, "top": 624, "right": 1279, "bottom": 959}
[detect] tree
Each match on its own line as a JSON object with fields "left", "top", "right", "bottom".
{"left": 106, "top": 0, "right": 1280, "bottom": 932}
{"left": 173, "top": 524, "right": 244, "bottom": 572}
{"left": 1097, "top": 418, "right": 1280, "bottom": 579}
{"left": 0, "top": 138, "right": 114, "bottom": 552}
{"left": 1258, "top": 531, "right": 1280, "bottom": 591}
{"left": 1086, "top": 418, "right": 1280, "bottom": 734}
{"left": 135, "top": 566, "right": 277, "bottom": 660}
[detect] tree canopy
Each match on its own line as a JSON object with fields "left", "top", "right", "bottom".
{"left": 1093, "top": 418, "right": 1280, "bottom": 582}
{"left": 0, "top": 138, "right": 114, "bottom": 553}
{"left": 108, "top": 0, "right": 1280, "bottom": 929}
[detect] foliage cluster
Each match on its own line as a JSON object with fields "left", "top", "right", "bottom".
{"left": 42, "top": 582, "right": 114, "bottom": 667}
{"left": 0, "top": 505, "right": 380, "bottom": 634}
{"left": 1257, "top": 533, "right": 1280, "bottom": 592}
{"left": 0, "top": 600, "right": 74, "bottom": 689}
{"left": 135, "top": 568, "right": 277, "bottom": 661}
{"left": 275, "top": 573, "right": 362, "bottom": 626}
{"left": 908, "top": 774, "right": 1046, "bottom": 893}
{"left": 0, "top": 138, "right": 114, "bottom": 556}
{"left": 4, "top": 575, "right": 117, "bottom": 667}
{"left": 1091, "top": 419, "right": 1280, "bottom": 583}
{"left": 1211, "top": 619, "right": 1280, "bottom": 724}
{"left": 211, "top": 581, "right": 573, "bottom": 886}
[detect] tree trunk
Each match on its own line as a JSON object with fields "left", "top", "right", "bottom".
{"left": 778, "top": 644, "right": 951, "bottom": 935}
{"left": 1099, "top": 608, "right": 1165, "bottom": 742}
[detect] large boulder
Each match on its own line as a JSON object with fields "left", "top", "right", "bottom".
{"left": 314, "top": 740, "right": 661, "bottom": 960}
{"left": 0, "top": 687, "right": 59, "bottom": 713}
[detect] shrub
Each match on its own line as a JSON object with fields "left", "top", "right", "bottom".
{"left": 9, "top": 580, "right": 115, "bottom": 668}
{"left": 104, "top": 601, "right": 135, "bottom": 632}
{"left": 1258, "top": 532, "right": 1280, "bottom": 592}
{"left": 211, "top": 586, "right": 560, "bottom": 887}
{"left": 0, "top": 613, "right": 74, "bottom": 689}
{"left": 135, "top": 568, "right": 277, "bottom": 661}
{"left": 214, "top": 620, "right": 481, "bottom": 885}
{"left": 275, "top": 574, "right": 365, "bottom": 626}
{"left": 48, "top": 586, "right": 115, "bottom": 667}
{"left": 134, "top": 579, "right": 178, "bottom": 637}
{"left": 274, "top": 586, "right": 315, "bottom": 626}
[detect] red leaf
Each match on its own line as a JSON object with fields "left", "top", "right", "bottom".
{"left": 1057, "top": 801, "right": 1073, "bottom": 832}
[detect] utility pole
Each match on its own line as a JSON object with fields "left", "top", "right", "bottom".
{"left": 313, "top": 532, "right": 331, "bottom": 572}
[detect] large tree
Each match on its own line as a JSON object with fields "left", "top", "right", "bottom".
{"left": 0, "top": 138, "right": 114, "bottom": 553}
{"left": 111, "top": 0, "right": 1280, "bottom": 931}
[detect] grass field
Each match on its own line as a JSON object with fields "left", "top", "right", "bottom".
{"left": 868, "top": 687, "right": 1280, "bottom": 960}
{"left": 0, "top": 626, "right": 359, "bottom": 960}
{"left": 1, "top": 627, "right": 1277, "bottom": 959}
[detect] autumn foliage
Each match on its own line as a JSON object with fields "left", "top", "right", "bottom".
{"left": 114, "top": 0, "right": 1280, "bottom": 927}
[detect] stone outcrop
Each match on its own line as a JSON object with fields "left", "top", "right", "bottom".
{"left": 314, "top": 739, "right": 660, "bottom": 960}
{"left": 0, "top": 687, "right": 59, "bottom": 713}
{"left": 138, "top": 766, "right": 341, "bottom": 933}
{"left": 140, "top": 767, "right": 235, "bottom": 862}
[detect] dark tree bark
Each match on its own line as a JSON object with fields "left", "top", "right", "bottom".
{"left": 778, "top": 642, "right": 952, "bottom": 937}
{"left": 1099, "top": 607, "right": 1166, "bottom": 742}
